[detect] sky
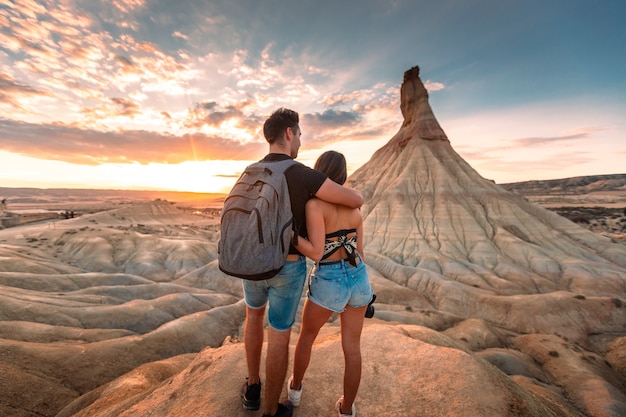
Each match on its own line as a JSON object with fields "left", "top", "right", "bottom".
{"left": 1, "top": 0, "right": 625, "bottom": 193}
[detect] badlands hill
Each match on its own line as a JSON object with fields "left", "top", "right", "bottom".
{"left": 501, "top": 175, "right": 626, "bottom": 242}
{"left": 502, "top": 174, "right": 626, "bottom": 196}
{"left": 1, "top": 66, "right": 625, "bottom": 417}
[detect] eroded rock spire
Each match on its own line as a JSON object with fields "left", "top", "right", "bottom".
{"left": 349, "top": 65, "right": 626, "bottom": 306}
{"left": 399, "top": 65, "right": 448, "bottom": 142}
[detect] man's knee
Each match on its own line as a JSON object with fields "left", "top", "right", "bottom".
{"left": 268, "top": 325, "right": 291, "bottom": 338}
{"left": 267, "top": 326, "right": 291, "bottom": 348}
{"left": 246, "top": 305, "right": 266, "bottom": 319}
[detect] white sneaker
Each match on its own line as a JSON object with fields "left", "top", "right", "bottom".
{"left": 287, "top": 375, "right": 302, "bottom": 407}
{"left": 335, "top": 396, "right": 356, "bottom": 417}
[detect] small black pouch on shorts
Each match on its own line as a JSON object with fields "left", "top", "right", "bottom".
{"left": 365, "top": 294, "right": 376, "bottom": 318}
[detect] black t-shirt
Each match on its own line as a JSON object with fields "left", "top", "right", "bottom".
{"left": 261, "top": 153, "right": 327, "bottom": 254}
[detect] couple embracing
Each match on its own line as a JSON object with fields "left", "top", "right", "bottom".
{"left": 232, "top": 108, "right": 374, "bottom": 417}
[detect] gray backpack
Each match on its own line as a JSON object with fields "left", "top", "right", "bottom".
{"left": 218, "top": 158, "right": 297, "bottom": 280}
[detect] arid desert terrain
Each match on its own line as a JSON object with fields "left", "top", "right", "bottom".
{"left": 0, "top": 68, "right": 624, "bottom": 417}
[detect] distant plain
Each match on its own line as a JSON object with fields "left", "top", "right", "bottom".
{"left": 3, "top": 174, "right": 625, "bottom": 240}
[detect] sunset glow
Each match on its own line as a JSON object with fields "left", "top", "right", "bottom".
{"left": 1, "top": 1, "right": 624, "bottom": 192}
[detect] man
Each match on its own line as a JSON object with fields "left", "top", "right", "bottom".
{"left": 240, "top": 108, "right": 363, "bottom": 417}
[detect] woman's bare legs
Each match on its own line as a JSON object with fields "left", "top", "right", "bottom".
{"left": 292, "top": 299, "right": 333, "bottom": 390}
{"left": 292, "top": 300, "right": 367, "bottom": 414}
{"left": 338, "top": 305, "right": 367, "bottom": 414}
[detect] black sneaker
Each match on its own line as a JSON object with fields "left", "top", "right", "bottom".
{"left": 261, "top": 401, "right": 293, "bottom": 417}
{"left": 241, "top": 378, "right": 261, "bottom": 410}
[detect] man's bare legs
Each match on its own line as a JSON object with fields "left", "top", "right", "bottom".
{"left": 338, "top": 305, "right": 366, "bottom": 413}
{"left": 244, "top": 305, "right": 266, "bottom": 385}
{"left": 263, "top": 326, "right": 292, "bottom": 416}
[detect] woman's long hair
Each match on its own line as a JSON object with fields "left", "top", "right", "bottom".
{"left": 314, "top": 151, "right": 347, "bottom": 185}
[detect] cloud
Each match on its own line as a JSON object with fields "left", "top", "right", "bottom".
{"left": 448, "top": 133, "right": 590, "bottom": 167}
{"left": 112, "top": 0, "right": 146, "bottom": 13}
{"left": 78, "top": 97, "right": 144, "bottom": 125}
{"left": 304, "top": 109, "right": 360, "bottom": 127}
{"left": 2, "top": 0, "right": 399, "bottom": 156}
{"left": 114, "top": 55, "right": 140, "bottom": 73}
{"left": 457, "top": 147, "right": 596, "bottom": 183}
{"left": 321, "top": 89, "right": 379, "bottom": 107}
{"left": 299, "top": 106, "right": 399, "bottom": 149}
{"left": 172, "top": 31, "right": 189, "bottom": 41}
{"left": 188, "top": 102, "right": 246, "bottom": 127}
{"left": 453, "top": 132, "right": 591, "bottom": 162}
{"left": 109, "top": 97, "right": 142, "bottom": 117}
{"left": 0, "top": 118, "right": 266, "bottom": 165}
{"left": 512, "top": 133, "right": 588, "bottom": 147}
{"left": 3, "top": 1, "right": 200, "bottom": 124}
{"left": 183, "top": 100, "right": 261, "bottom": 134}
{"left": 425, "top": 80, "right": 445, "bottom": 91}
{"left": 0, "top": 73, "right": 52, "bottom": 108}
{"left": 111, "top": 0, "right": 146, "bottom": 15}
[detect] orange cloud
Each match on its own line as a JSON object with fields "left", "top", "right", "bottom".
{"left": 0, "top": 73, "right": 52, "bottom": 111}
{"left": 0, "top": 119, "right": 267, "bottom": 166}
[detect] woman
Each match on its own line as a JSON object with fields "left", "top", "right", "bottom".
{"left": 288, "top": 151, "right": 373, "bottom": 417}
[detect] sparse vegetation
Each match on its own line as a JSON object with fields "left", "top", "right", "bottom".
{"left": 501, "top": 174, "right": 626, "bottom": 243}
{"left": 546, "top": 206, "right": 626, "bottom": 241}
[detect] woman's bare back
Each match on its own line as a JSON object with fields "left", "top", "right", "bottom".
{"left": 309, "top": 199, "right": 362, "bottom": 261}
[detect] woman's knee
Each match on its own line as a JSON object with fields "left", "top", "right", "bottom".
{"left": 299, "top": 327, "right": 321, "bottom": 346}
{"left": 341, "top": 339, "right": 362, "bottom": 357}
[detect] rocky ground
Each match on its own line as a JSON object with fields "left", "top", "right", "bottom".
{"left": 1, "top": 179, "right": 625, "bottom": 417}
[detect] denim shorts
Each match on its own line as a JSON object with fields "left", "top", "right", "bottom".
{"left": 308, "top": 256, "right": 373, "bottom": 313}
{"left": 242, "top": 256, "right": 307, "bottom": 331}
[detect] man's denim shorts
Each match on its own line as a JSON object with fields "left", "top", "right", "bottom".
{"left": 308, "top": 255, "right": 373, "bottom": 313}
{"left": 242, "top": 256, "right": 307, "bottom": 331}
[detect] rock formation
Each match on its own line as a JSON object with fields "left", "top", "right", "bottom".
{"left": 346, "top": 65, "right": 626, "bottom": 414}
{"left": 0, "top": 67, "right": 625, "bottom": 417}
{"left": 350, "top": 67, "right": 625, "bottom": 291}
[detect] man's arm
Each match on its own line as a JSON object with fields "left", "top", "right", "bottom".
{"left": 314, "top": 178, "right": 363, "bottom": 208}
{"left": 292, "top": 199, "right": 326, "bottom": 262}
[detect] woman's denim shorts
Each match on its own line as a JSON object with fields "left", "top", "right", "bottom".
{"left": 242, "top": 256, "right": 307, "bottom": 331}
{"left": 308, "top": 255, "right": 373, "bottom": 313}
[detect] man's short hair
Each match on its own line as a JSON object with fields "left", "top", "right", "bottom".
{"left": 263, "top": 107, "right": 299, "bottom": 144}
